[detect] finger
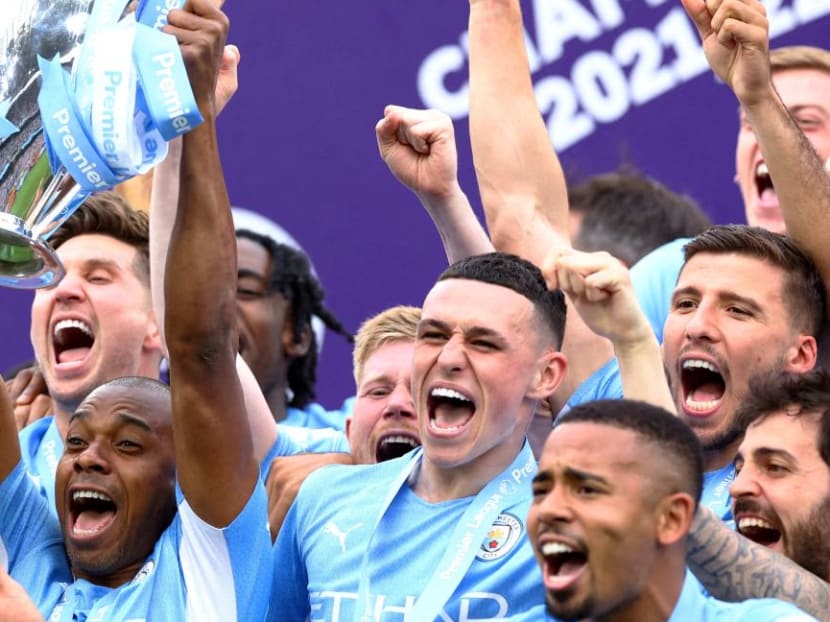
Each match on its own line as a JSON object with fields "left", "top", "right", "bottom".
{"left": 680, "top": 0, "right": 715, "bottom": 40}
{"left": 26, "top": 396, "right": 52, "bottom": 428}
{"left": 715, "top": 17, "right": 768, "bottom": 49}
{"left": 710, "top": 0, "right": 768, "bottom": 35}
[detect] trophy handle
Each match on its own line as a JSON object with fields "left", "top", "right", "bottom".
{"left": 0, "top": 212, "right": 64, "bottom": 288}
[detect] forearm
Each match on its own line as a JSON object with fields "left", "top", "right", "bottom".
{"left": 148, "top": 138, "right": 182, "bottom": 354}
{"left": 418, "top": 185, "right": 494, "bottom": 264}
{"left": 469, "top": 0, "right": 569, "bottom": 263}
{"left": 743, "top": 87, "right": 830, "bottom": 305}
{"left": 613, "top": 332, "right": 675, "bottom": 414}
{"left": 0, "top": 378, "right": 21, "bottom": 480}
{"left": 688, "top": 506, "right": 830, "bottom": 621}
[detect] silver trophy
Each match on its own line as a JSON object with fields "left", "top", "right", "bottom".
{"left": 0, "top": 0, "right": 94, "bottom": 288}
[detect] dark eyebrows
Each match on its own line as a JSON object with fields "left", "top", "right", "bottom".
{"left": 237, "top": 268, "right": 268, "bottom": 282}
{"left": 67, "top": 410, "right": 153, "bottom": 433}
{"left": 671, "top": 286, "right": 763, "bottom": 315}
{"left": 416, "top": 319, "right": 506, "bottom": 343}
{"left": 753, "top": 447, "right": 797, "bottom": 465}
{"left": 563, "top": 466, "right": 609, "bottom": 487}
{"left": 671, "top": 286, "right": 699, "bottom": 305}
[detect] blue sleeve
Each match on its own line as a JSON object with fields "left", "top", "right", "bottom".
{"left": 0, "top": 462, "right": 71, "bottom": 616}
{"left": 259, "top": 430, "right": 304, "bottom": 482}
{"left": 566, "top": 357, "right": 623, "bottom": 409}
{"left": 267, "top": 495, "right": 311, "bottom": 622}
{"left": 630, "top": 238, "right": 688, "bottom": 344}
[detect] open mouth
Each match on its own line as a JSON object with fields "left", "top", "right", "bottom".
{"left": 427, "top": 387, "right": 475, "bottom": 433}
{"left": 754, "top": 162, "right": 778, "bottom": 208}
{"left": 680, "top": 359, "right": 725, "bottom": 416}
{"left": 375, "top": 433, "right": 420, "bottom": 462}
{"left": 737, "top": 515, "right": 782, "bottom": 548}
{"left": 540, "top": 541, "right": 588, "bottom": 593}
{"left": 53, "top": 319, "right": 95, "bottom": 365}
{"left": 69, "top": 489, "right": 117, "bottom": 540}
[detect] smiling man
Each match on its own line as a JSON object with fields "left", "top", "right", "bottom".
{"left": 268, "top": 252, "right": 566, "bottom": 621}
{"left": 0, "top": 1, "right": 272, "bottom": 619}
{"left": 729, "top": 369, "right": 830, "bottom": 579}
{"left": 530, "top": 398, "right": 817, "bottom": 622}
{"left": 661, "top": 224, "right": 823, "bottom": 520}
{"left": 21, "top": 193, "right": 162, "bottom": 511}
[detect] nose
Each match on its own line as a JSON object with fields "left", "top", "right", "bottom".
{"left": 683, "top": 303, "right": 721, "bottom": 343}
{"left": 73, "top": 441, "right": 111, "bottom": 474}
{"left": 729, "top": 464, "right": 761, "bottom": 500}
{"left": 51, "top": 271, "right": 86, "bottom": 304}
{"left": 382, "top": 382, "right": 416, "bottom": 420}
{"left": 436, "top": 333, "right": 467, "bottom": 373}
{"left": 535, "top": 482, "right": 574, "bottom": 524}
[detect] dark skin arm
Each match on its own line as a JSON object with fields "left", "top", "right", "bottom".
{"left": 162, "top": 0, "right": 257, "bottom": 527}
{"left": 0, "top": 376, "right": 21, "bottom": 482}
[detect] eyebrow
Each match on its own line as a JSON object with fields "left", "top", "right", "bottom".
{"left": 752, "top": 447, "right": 797, "bottom": 464}
{"left": 671, "top": 286, "right": 763, "bottom": 315}
{"left": 417, "top": 319, "right": 507, "bottom": 342}
{"left": 83, "top": 258, "right": 122, "bottom": 272}
{"left": 237, "top": 268, "right": 268, "bottom": 281}
{"left": 67, "top": 410, "right": 153, "bottom": 433}
{"left": 531, "top": 466, "right": 610, "bottom": 486}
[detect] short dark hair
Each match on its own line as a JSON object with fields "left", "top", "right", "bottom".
{"left": 235, "top": 229, "right": 352, "bottom": 409}
{"left": 49, "top": 191, "right": 150, "bottom": 286}
{"left": 735, "top": 369, "right": 830, "bottom": 470}
{"left": 569, "top": 171, "right": 710, "bottom": 266}
{"left": 683, "top": 225, "right": 825, "bottom": 337}
{"left": 438, "top": 252, "right": 567, "bottom": 349}
{"left": 555, "top": 399, "right": 704, "bottom": 505}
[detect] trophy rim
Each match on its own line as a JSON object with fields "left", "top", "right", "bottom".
{"left": 0, "top": 213, "right": 65, "bottom": 289}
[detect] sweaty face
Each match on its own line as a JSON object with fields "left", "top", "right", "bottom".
{"left": 54, "top": 382, "right": 177, "bottom": 588}
{"left": 235, "top": 237, "right": 291, "bottom": 395}
{"left": 346, "top": 340, "right": 420, "bottom": 465}
{"left": 735, "top": 68, "right": 830, "bottom": 233}
{"left": 30, "top": 235, "right": 160, "bottom": 414}
{"left": 731, "top": 412, "right": 830, "bottom": 580}
{"left": 529, "top": 423, "right": 658, "bottom": 621}
{"left": 662, "top": 253, "right": 813, "bottom": 461}
{"left": 413, "top": 278, "right": 558, "bottom": 476}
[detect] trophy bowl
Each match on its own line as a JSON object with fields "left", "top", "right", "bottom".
{"left": 0, "top": 0, "right": 93, "bottom": 288}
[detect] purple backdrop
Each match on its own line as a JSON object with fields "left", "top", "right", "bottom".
{"left": 2, "top": 0, "right": 829, "bottom": 409}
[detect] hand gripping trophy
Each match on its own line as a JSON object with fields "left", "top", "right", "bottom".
{"left": 0, "top": 0, "right": 202, "bottom": 287}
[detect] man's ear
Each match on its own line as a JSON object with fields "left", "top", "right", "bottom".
{"left": 282, "top": 313, "right": 313, "bottom": 358}
{"left": 527, "top": 350, "right": 568, "bottom": 401}
{"left": 655, "top": 492, "right": 695, "bottom": 547}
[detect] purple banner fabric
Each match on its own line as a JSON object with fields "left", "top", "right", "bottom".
{"left": 3, "top": 1, "right": 829, "bottom": 409}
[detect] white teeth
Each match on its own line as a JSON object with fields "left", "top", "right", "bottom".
{"left": 428, "top": 419, "right": 464, "bottom": 432}
{"left": 684, "top": 395, "right": 720, "bottom": 412}
{"left": 430, "top": 387, "right": 471, "bottom": 402}
{"left": 738, "top": 517, "right": 776, "bottom": 531}
{"left": 54, "top": 319, "right": 93, "bottom": 338}
{"left": 682, "top": 359, "right": 719, "bottom": 373}
{"left": 755, "top": 162, "right": 769, "bottom": 178}
{"left": 381, "top": 435, "right": 418, "bottom": 446}
{"left": 73, "top": 490, "right": 112, "bottom": 503}
{"left": 541, "top": 542, "right": 575, "bottom": 556}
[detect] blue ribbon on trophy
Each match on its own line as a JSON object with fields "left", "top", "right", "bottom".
{"left": 0, "top": 0, "right": 202, "bottom": 288}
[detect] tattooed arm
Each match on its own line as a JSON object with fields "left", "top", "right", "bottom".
{"left": 688, "top": 506, "right": 830, "bottom": 620}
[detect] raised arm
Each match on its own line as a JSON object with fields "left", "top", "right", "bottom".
{"left": 376, "top": 105, "right": 493, "bottom": 263}
{"left": 161, "top": 0, "right": 256, "bottom": 526}
{"left": 148, "top": 47, "right": 277, "bottom": 465}
{"left": 468, "top": 0, "right": 614, "bottom": 409}
{"left": 688, "top": 506, "right": 830, "bottom": 621}
{"left": 551, "top": 250, "right": 674, "bottom": 412}
{"left": 681, "top": 0, "right": 830, "bottom": 312}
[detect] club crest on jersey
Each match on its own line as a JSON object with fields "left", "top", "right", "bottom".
{"left": 476, "top": 512, "right": 522, "bottom": 561}
{"left": 132, "top": 560, "right": 155, "bottom": 583}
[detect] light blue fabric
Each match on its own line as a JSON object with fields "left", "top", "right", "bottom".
{"left": 630, "top": 237, "right": 689, "bottom": 344}
{"left": 0, "top": 460, "right": 272, "bottom": 621}
{"left": 269, "top": 450, "right": 547, "bottom": 622}
{"left": 565, "top": 357, "right": 623, "bottom": 410}
{"left": 284, "top": 397, "right": 353, "bottom": 430}
{"left": 18, "top": 415, "right": 61, "bottom": 516}
{"left": 702, "top": 462, "right": 737, "bottom": 527}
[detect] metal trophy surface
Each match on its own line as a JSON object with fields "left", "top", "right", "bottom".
{"left": 0, "top": 0, "right": 94, "bottom": 288}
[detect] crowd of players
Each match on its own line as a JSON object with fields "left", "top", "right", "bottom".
{"left": 2, "top": 0, "right": 830, "bottom": 620}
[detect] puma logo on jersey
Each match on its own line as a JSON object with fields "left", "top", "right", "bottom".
{"left": 323, "top": 521, "right": 363, "bottom": 553}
